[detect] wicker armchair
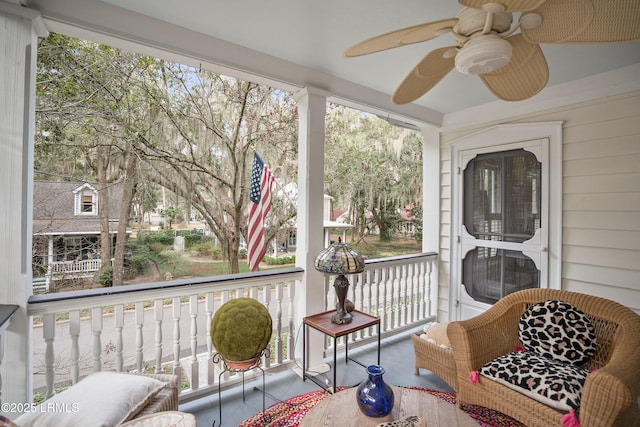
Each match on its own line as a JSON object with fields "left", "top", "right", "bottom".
{"left": 448, "top": 289, "right": 640, "bottom": 427}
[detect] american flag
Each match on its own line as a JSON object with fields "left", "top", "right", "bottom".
{"left": 247, "top": 151, "right": 275, "bottom": 271}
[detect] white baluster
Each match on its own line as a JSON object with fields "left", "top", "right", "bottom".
{"left": 172, "top": 297, "right": 181, "bottom": 381}
{"left": 401, "top": 264, "right": 408, "bottom": 326}
{"left": 364, "top": 270, "right": 373, "bottom": 317}
{"left": 205, "top": 292, "right": 214, "bottom": 385}
{"left": 115, "top": 304, "right": 124, "bottom": 372}
{"left": 274, "top": 283, "right": 283, "bottom": 365}
{"left": 425, "top": 259, "right": 433, "bottom": 317}
{"left": 391, "top": 265, "right": 399, "bottom": 329}
{"left": 218, "top": 291, "right": 229, "bottom": 382}
{"left": 286, "top": 282, "right": 295, "bottom": 361}
{"left": 189, "top": 294, "right": 199, "bottom": 390}
{"left": 154, "top": 299, "right": 163, "bottom": 373}
{"left": 381, "top": 267, "right": 389, "bottom": 332}
{"left": 373, "top": 269, "right": 381, "bottom": 318}
{"left": 91, "top": 307, "right": 102, "bottom": 372}
{"left": 69, "top": 310, "right": 80, "bottom": 383}
{"left": 135, "top": 302, "right": 144, "bottom": 372}
{"left": 409, "top": 262, "right": 417, "bottom": 323}
{"left": 43, "top": 313, "right": 55, "bottom": 399}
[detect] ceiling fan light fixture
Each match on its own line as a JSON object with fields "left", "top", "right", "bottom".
{"left": 455, "top": 36, "right": 512, "bottom": 75}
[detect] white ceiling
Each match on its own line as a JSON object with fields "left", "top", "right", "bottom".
{"left": 21, "top": 0, "right": 640, "bottom": 119}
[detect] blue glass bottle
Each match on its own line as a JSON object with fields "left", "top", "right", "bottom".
{"left": 356, "top": 365, "right": 394, "bottom": 417}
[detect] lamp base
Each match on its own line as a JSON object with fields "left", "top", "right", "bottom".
{"left": 331, "top": 274, "right": 353, "bottom": 324}
{"left": 331, "top": 309, "right": 352, "bottom": 324}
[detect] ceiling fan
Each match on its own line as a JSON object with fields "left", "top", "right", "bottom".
{"left": 344, "top": 0, "right": 640, "bottom": 104}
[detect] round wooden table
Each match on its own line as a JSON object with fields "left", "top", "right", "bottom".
{"left": 300, "top": 386, "right": 478, "bottom": 427}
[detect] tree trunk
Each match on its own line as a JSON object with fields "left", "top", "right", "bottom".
{"left": 97, "top": 149, "right": 112, "bottom": 269}
{"left": 112, "top": 152, "right": 138, "bottom": 286}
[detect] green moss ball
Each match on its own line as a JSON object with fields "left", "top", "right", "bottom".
{"left": 210, "top": 298, "right": 272, "bottom": 362}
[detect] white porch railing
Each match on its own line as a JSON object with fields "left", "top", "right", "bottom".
{"left": 34, "top": 259, "right": 105, "bottom": 294}
{"left": 26, "top": 253, "right": 437, "bottom": 403}
{"left": 49, "top": 259, "right": 103, "bottom": 275}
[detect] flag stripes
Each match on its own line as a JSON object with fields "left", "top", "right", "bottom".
{"left": 247, "top": 152, "right": 275, "bottom": 271}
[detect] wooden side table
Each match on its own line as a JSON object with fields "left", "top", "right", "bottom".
{"left": 302, "top": 309, "right": 380, "bottom": 393}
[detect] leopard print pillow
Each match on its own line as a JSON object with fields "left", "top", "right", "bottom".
{"left": 480, "top": 351, "right": 588, "bottom": 411}
{"left": 519, "top": 300, "right": 596, "bottom": 366}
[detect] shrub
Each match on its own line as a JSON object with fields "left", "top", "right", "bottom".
{"left": 143, "top": 229, "right": 175, "bottom": 246}
{"left": 189, "top": 242, "right": 221, "bottom": 258}
{"left": 149, "top": 242, "right": 169, "bottom": 254}
{"left": 264, "top": 255, "right": 295, "bottom": 265}
{"left": 184, "top": 233, "right": 205, "bottom": 247}
{"left": 127, "top": 255, "right": 149, "bottom": 276}
{"left": 94, "top": 266, "right": 114, "bottom": 287}
{"left": 158, "top": 250, "right": 188, "bottom": 275}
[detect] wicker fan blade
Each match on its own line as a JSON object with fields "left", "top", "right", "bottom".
{"left": 344, "top": 18, "right": 458, "bottom": 57}
{"left": 480, "top": 34, "right": 548, "bottom": 101}
{"left": 521, "top": 0, "right": 640, "bottom": 43}
{"left": 392, "top": 47, "right": 456, "bottom": 105}
{"left": 459, "top": 0, "right": 546, "bottom": 13}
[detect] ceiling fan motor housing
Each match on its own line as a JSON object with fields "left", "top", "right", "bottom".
{"left": 455, "top": 35, "right": 512, "bottom": 75}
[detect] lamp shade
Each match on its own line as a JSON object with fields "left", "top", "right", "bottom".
{"left": 314, "top": 239, "right": 365, "bottom": 275}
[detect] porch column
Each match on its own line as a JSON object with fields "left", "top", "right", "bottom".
{"left": 0, "top": 2, "right": 47, "bottom": 408}
{"left": 421, "top": 126, "right": 441, "bottom": 320}
{"left": 294, "top": 87, "right": 329, "bottom": 373}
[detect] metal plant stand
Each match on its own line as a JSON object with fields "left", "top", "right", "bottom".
{"left": 212, "top": 348, "right": 270, "bottom": 426}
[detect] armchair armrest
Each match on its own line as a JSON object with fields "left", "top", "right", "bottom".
{"left": 580, "top": 318, "right": 640, "bottom": 427}
{"left": 448, "top": 302, "right": 527, "bottom": 375}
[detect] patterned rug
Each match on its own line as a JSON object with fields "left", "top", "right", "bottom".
{"left": 240, "top": 387, "right": 526, "bottom": 427}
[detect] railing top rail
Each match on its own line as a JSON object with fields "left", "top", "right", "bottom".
{"left": 363, "top": 252, "right": 437, "bottom": 269}
{"left": 26, "top": 252, "right": 438, "bottom": 315}
{"left": 27, "top": 267, "right": 304, "bottom": 316}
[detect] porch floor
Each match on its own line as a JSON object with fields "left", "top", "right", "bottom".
{"left": 179, "top": 325, "right": 454, "bottom": 426}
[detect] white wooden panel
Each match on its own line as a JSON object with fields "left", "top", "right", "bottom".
{"left": 440, "top": 212, "right": 450, "bottom": 227}
{"left": 563, "top": 116, "right": 640, "bottom": 143}
{"left": 564, "top": 228, "right": 640, "bottom": 251}
{"left": 563, "top": 280, "right": 640, "bottom": 314}
{"left": 564, "top": 193, "right": 640, "bottom": 212}
{"left": 564, "top": 211, "right": 640, "bottom": 231}
{"left": 564, "top": 135, "right": 640, "bottom": 161}
{"left": 441, "top": 185, "right": 451, "bottom": 199}
{"left": 563, "top": 263, "right": 638, "bottom": 291}
{"left": 564, "top": 174, "right": 640, "bottom": 194}
{"left": 563, "top": 246, "right": 639, "bottom": 271}
{"left": 564, "top": 154, "right": 640, "bottom": 177}
{"left": 559, "top": 94, "right": 640, "bottom": 128}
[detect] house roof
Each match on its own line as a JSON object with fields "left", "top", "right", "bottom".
{"left": 33, "top": 181, "right": 123, "bottom": 235}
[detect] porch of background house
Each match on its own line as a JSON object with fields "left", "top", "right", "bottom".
{"left": 23, "top": 253, "right": 438, "bottom": 423}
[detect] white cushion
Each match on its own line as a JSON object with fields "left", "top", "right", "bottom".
{"left": 420, "top": 322, "right": 451, "bottom": 348}
{"left": 16, "top": 372, "right": 165, "bottom": 427}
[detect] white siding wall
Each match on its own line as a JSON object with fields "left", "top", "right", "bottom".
{"left": 438, "top": 91, "right": 640, "bottom": 318}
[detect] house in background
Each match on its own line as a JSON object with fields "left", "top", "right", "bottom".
{"left": 32, "top": 181, "right": 124, "bottom": 291}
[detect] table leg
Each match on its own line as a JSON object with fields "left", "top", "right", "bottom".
{"left": 345, "top": 333, "right": 349, "bottom": 363}
{"left": 377, "top": 323, "right": 381, "bottom": 365}
{"left": 302, "top": 323, "right": 306, "bottom": 381}
{"left": 333, "top": 336, "right": 337, "bottom": 393}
